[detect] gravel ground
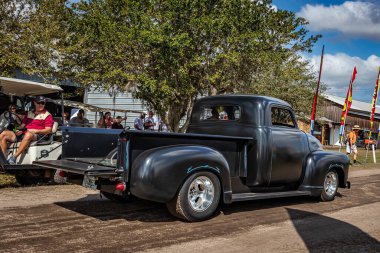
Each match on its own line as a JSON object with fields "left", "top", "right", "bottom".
{"left": 0, "top": 168, "right": 379, "bottom": 252}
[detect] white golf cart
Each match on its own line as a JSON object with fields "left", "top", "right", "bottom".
{"left": 0, "top": 77, "right": 64, "bottom": 185}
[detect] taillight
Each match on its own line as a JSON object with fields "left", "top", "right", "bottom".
{"left": 116, "top": 182, "right": 126, "bottom": 191}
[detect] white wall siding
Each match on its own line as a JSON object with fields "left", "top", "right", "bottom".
{"left": 84, "top": 88, "right": 147, "bottom": 128}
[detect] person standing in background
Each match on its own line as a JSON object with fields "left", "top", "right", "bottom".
{"left": 144, "top": 111, "right": 155, "bottom": 131}
{"left": 70, "top": 109, "right": 90, "bottom": 127}
{"left": 111, "top": 116, "right": 125, "bottom": 129}
{"left": 134, "top": 112, "right": 145, "bottom": 130}
{"left": 346, "top": 125, "right": 360, "bottom": 165}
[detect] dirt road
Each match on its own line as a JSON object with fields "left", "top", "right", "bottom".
{"left": 0, "top": 170, "right": 379, "bottom": 253}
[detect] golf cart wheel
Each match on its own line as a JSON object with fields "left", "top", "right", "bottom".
{"left": 166, "top": 171, "right": 221, "bottom": 222}
{"left": 15, "top": 170, "right": 47, "bottom": 186}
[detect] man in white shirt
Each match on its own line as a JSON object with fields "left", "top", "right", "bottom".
{"left": 134, "top": 112, "right": 146, "bottom": 130}
{"left": 144, "top": 111, "right": 155, "bottom": 131}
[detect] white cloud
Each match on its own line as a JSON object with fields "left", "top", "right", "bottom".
{"left": 270, "top": 4, "right": 278, "bottom": 12}
{"left": 306, "top": 53, "right": 380, "bottom": 102}
{"left": 298, "top": 1, "right": 380, "bottom": 40}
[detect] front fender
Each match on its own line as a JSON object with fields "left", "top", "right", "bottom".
{"left": 299, "top": 150, "right": 349, "bottom": 196}
{"left": 130, "top": 145, "right": 232, "bottom": 203}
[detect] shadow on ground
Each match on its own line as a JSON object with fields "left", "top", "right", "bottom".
{"left": 55, "top": 195, "right": 176, "bottom": 222}
{"left": 56, "top": 194, "right": 325, "bottom": 223}
{"left": 287, "top": 208, "right": 380, "bottom": 253}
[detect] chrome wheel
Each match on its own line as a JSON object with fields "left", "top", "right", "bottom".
{"left": 324, "top": 171, "right": 338, "bottom": 198}
{"left": 187, "top": 176, "right": 215, "bottom": 212}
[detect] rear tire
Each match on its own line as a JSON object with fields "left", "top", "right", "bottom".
{"left": 320, "top": 170, "right": 339, "bottom": 201}
{"left": 166, "top": 171, "right": 221, "bottom": 222}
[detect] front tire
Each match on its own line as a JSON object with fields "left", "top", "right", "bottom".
{"left": 166, "top": 171, "right": 221, "bottom": 222}
{"left": 320, "top": 170, "right": 339, "bottom": 201}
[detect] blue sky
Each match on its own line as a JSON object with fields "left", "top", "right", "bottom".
{"left": 272, "top": 0, "right": 380, "bottom": 103}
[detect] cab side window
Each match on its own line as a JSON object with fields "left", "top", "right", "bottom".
{"left": 271, "top": 107, "right": 295, "bottom": 128}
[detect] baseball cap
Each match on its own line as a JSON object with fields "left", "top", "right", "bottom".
{"left": 34, "top": 96, "right": 46, "bottom": 103}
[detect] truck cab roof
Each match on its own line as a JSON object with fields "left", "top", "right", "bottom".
{"left": 196, "top": 94, "right": 291, "bottom": 107}
{"left": 189, "top": 94, "right": 294, "bottom": 128}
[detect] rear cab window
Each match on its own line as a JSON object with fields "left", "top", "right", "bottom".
{"left": 271, "top": 107, "right": 296, "bottom": 128}
{"left": 200, "top": 105, "right": 241, "bottom": 121}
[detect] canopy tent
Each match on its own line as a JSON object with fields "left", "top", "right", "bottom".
{"left": 0, "top": 77, "right": 63, "bottom": 96}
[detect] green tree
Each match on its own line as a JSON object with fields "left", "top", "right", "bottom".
{"left": 4, "top": 0, "right": 321, "bottom": 131}
{"left": 135, "top": 0, "right": 321, "bottom": 131}
{"left": 0, "top": 0, "right": 30, "bottom": 76}
{"left": 61, "top": 0, "right": 321, "bottom": 132}
{"left": 0, "top": 0, "right": 69, "bottom": 80}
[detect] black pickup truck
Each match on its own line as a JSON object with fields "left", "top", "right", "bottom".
{"left": 34, "top": 95, "right": 350, "bottom": 221}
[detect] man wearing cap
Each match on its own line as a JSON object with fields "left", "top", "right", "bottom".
{"left": 346, "top": 125, "right": 360, "bottom": 165}
{"left": 7, "top": 96, "right": 54, "bottom": 164}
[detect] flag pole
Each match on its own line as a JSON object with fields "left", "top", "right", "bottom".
{"left": 367, "top": 67, "right": 380, "bottom": 163}
{"left": 339, "top": 67, "right": 357, "bottom": 153}
{"left": 310, "top": 45, "right": 325, "bottom": 135}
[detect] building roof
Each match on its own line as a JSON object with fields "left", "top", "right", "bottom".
{"left": 325, "top": 94, "right": 380, "bottom": 119}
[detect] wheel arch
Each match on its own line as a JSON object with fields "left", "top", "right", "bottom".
{"left": 129, "top": 145, "right": 232, "bottom": 204}
{"left": 331, "top": 166, "right": 345, "bottom": 188}
{"left": 299, "top": 150, "right": 349, "bottom": 194}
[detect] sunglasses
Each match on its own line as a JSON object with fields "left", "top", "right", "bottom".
{"left": 36, "top": 102, "right": 46, "bottom": 105}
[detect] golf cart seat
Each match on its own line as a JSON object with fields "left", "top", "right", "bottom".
{"left": 31, "top": 121, "right": 59, "bottom": 146}
{"left": 6, "top": 121, "right": 59, "bottom": 156}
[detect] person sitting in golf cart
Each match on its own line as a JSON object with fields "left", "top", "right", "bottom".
{"left": 0, "top": 107, "right": 27, "bottom": 152}
{"left": 4, "top": 96, "right": 54, "bottom": 165}
{"left": 0, "top": 104, "right": 19, "bottom": 134}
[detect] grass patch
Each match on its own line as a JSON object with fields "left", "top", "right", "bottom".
{"left": 0, "top": 173, "right": 18, "bottom": 188}
{"left": 325, "top": 146, "right": 380, "bottom": 166}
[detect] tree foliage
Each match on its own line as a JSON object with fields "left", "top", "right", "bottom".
{"left": 1, "top": 0, "right": 322, "bottom": 131}
{"left": 0, "top": 0, "right": 70, "bottom": 78}
{"left": 0, "top": 0, "right": 30, "bottom": 76}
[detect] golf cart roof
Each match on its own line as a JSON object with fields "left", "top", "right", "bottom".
{"left": 0, "top": 77, "right": 63, "bottom": 96}
{"left": 48, "top": 99, "right": 144, "bottom": 114}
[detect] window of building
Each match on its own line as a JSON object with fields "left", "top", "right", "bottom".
{"left": 271, "top": 107, "right": 295, "bottom": 128}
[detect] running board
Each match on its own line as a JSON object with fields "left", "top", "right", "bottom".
{"left": 231, "top": 191, "right": 311, "bottom": 202}
{"left": 33, "top": 159, "right": 118, "bottom": 176}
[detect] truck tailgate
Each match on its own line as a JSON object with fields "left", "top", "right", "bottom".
{"left": 33, "top": 159, "right": 118, "bottom": 176}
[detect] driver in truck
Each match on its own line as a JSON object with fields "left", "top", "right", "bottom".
{"left": 3, "top": 96, "right": 54, "bottom": 165}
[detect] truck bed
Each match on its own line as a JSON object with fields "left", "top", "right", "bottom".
{"left": 126, "top": 130, "right": 253, "bottom": 178}
{"left": 34, "top": 127, "right": 253, "bottom": 179}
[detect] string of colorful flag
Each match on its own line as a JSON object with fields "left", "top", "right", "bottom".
{"left": 369, "top": 67, "right": 380, "bottom": 139}
{"left": 339, "top": 67, "right": 357, "bottom": 145}
{"left": 309, "top": 46, "right": 380, "bottom": 150}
